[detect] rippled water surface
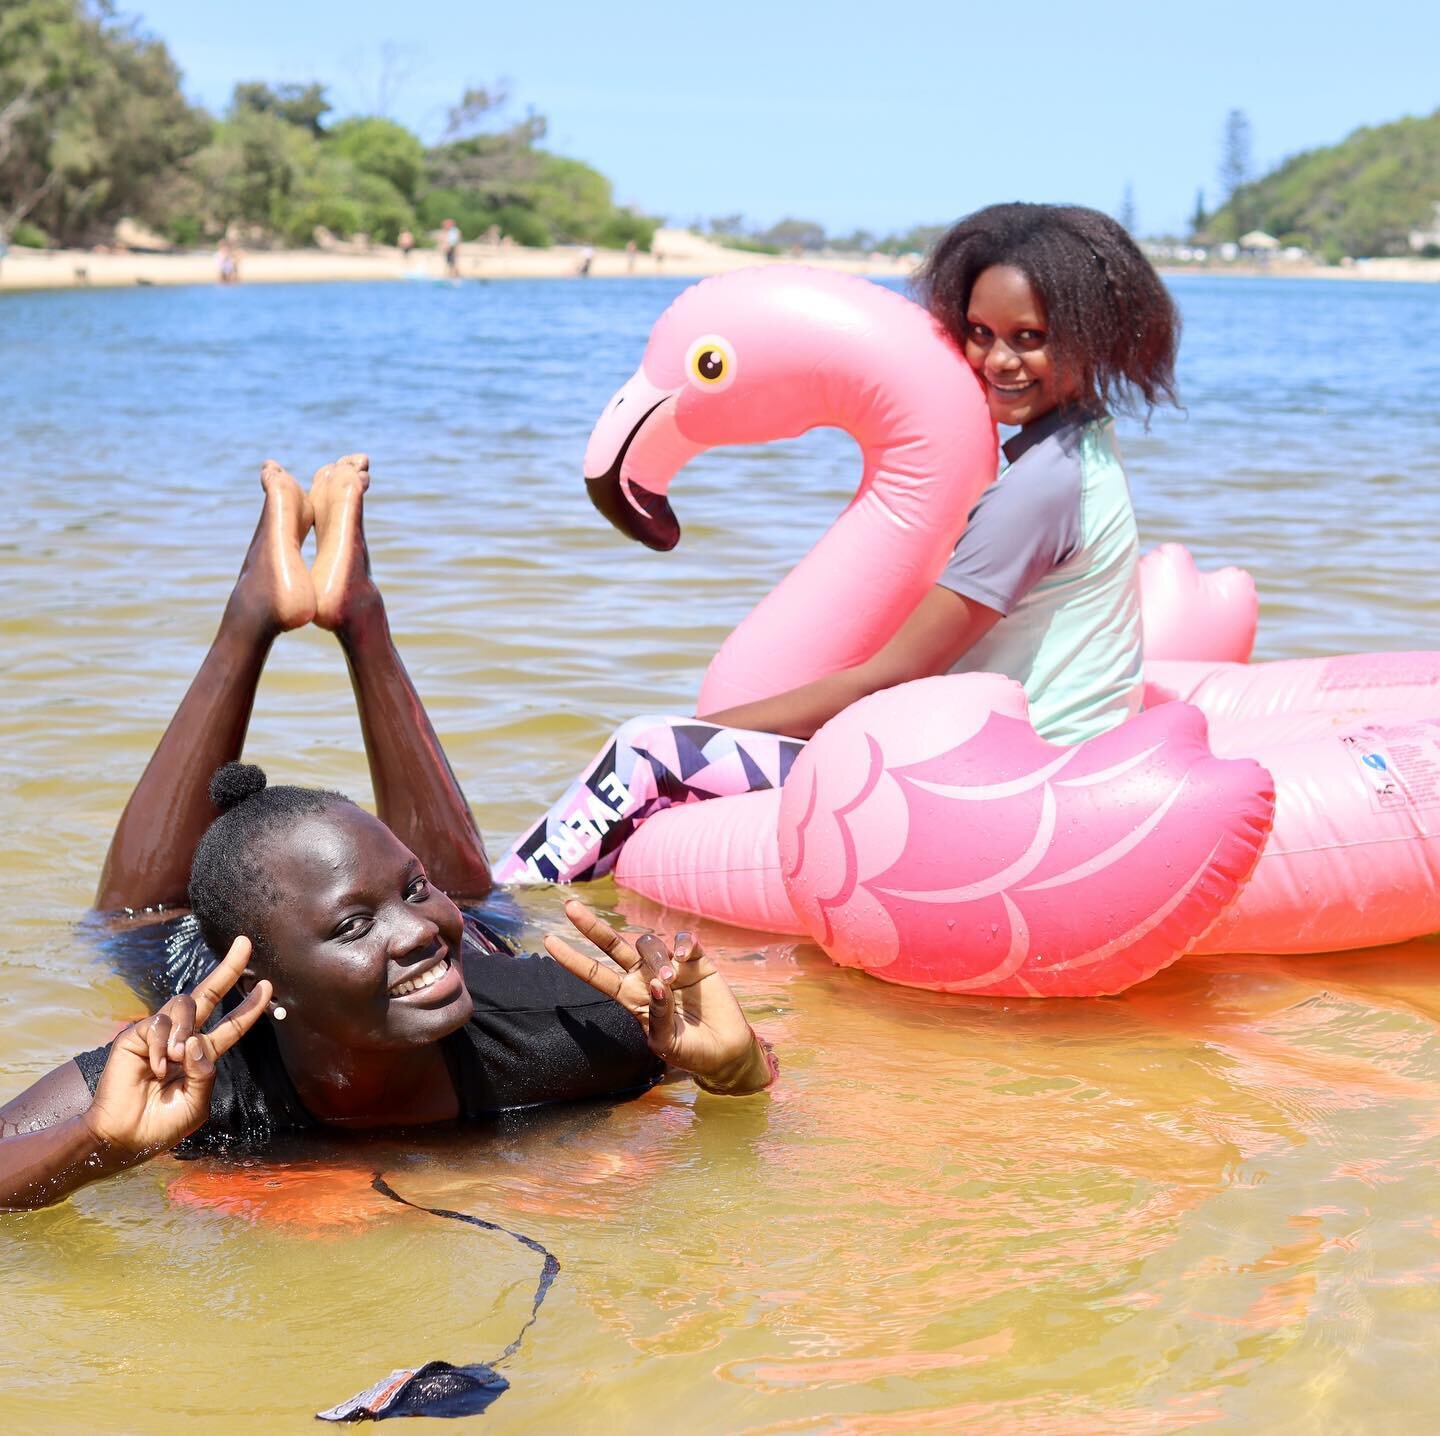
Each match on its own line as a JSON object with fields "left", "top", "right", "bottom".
{"left": 2, "top": 274, "right": 1438, "bottom": 1433}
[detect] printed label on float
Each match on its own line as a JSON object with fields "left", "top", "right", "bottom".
{"left": 1340, "top": 721, "right": 1440, "bottom": 813}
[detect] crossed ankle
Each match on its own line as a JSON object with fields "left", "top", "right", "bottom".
{"left": 330, "top": 587, "right": 388, "bottom": 641}
{"left": 220, "top": 592, "right": 288, "bottom": 644}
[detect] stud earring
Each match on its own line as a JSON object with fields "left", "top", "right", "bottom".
{"left": 271, "top": 1003, "right": 288, "bottom": 1021}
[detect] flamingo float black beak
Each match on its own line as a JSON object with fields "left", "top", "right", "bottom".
{"left": 585, "top": 469, "right": 680, "bottom": 552}
{"left": 582, "top": 387, "right": 688, "bottom": 552}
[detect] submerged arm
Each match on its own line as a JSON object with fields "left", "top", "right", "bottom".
{"left": 0, "top": 939, "right": 269, "bottom": 1210}
{"left": 0, "top": 1061, "right": 133, "bottom": 1211}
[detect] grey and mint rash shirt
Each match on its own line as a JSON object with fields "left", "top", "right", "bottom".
{"left": 936, "top": 406, "right": 1143, "bottom": 744}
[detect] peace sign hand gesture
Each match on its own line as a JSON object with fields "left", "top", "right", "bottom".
{"left": 85, "top": 938, "right": 272, "bottom": 1157}
{"left": 544, "top": 902, "right": 776, "bottom": 1096}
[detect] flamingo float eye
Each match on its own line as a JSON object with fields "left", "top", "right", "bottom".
{"left": 685, "top": 335, "right": 736, "bottom": 390}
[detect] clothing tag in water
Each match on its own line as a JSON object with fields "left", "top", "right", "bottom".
{"left": 316, "top": 1360, "right": 508, "bottom": 1421}
{"left": 315, "top": 1175, "right": 560, "bottom": 1422}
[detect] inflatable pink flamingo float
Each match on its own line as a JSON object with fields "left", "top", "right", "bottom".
{"left": 559, "top": 268, "right": 1440, "bottom": 995}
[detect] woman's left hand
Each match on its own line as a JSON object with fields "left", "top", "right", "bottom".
{"left": 545, "top": 901, "right": 775, "bottom": 1096}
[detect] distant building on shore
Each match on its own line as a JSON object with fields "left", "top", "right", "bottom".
{"left": 1409, "top": 202, "right": 1440, "bottom": 253}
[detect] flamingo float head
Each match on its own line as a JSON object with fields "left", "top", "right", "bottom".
{"left": 584, "top": 266, "right": 986, "bottom": 551}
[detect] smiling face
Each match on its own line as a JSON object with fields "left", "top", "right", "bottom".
{"left": 962, "top": 264, "right": 1081, "bottom": 427}
{"left": 250, "top": 807, "right": 473, "bottom": 1052}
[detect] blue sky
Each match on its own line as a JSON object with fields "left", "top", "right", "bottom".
{"left": 133, "top": 0, "right": 1438, "bottom": 238}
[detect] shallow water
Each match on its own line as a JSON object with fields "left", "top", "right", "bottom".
{"left": 2, "top": 274, "right": 1438, "bottom": 1433}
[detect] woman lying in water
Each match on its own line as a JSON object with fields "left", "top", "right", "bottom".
{"left": 0, "top": 455, "right": 775, "bottom": 1211}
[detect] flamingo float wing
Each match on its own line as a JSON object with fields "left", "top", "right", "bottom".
{"left": 777, "top": 677, "right": 1276, "bottom": 998}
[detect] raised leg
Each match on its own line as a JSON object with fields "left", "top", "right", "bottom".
{"left": 311, "top": 454, "right": 492, "bottom": 901}
{"left": 95, "top": 463, "right": 315, "bottom": 912}
{"left": 495, "top": 715, "right": 806, "bottom": 884}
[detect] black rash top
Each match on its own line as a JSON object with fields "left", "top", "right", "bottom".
{"left": 73, "top": 912, "right": 665, "bottom": 1154}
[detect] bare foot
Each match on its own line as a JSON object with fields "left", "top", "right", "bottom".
{"left": 226, "top": 461, "right": 316, "bottom": 634}
{"left": 310, "top": 453, "right": 379, "bottom": 632}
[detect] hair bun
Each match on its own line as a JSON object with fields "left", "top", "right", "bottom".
{"left": 209, "top": 761, "right": 268, "bottom": 813}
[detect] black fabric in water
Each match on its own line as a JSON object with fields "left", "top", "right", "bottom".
{"left": 314, "top": 1175, "right": 561, "bottom": 1422}
{"left": 314, "top": 1362, "right": 509, "bottom": 1422}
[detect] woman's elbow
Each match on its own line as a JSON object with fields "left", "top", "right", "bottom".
{"left": 854, "top": 654, "right": 942, "bottom": 699}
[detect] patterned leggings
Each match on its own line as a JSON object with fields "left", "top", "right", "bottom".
{"left": 495, "top": 715, "right": 807, "bottom": 884}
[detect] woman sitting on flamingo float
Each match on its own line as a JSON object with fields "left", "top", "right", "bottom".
{"left": 500, "top": 203, "right": 1180, "bottom": 884}
{"left": 499, "top": 207, "right": 1440, "bottom": 998}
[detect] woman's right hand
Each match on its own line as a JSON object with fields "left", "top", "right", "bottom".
{"left": 84, "top": 938, "right": 271, "bottom": 1157}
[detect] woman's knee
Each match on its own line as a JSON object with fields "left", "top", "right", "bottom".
{"left": 611, "top": 713, "right": 692, "bottom": 749}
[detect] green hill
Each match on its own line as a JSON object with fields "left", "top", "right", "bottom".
{"left": 1208, "top": 109, "right": 1440, "bottom": 260}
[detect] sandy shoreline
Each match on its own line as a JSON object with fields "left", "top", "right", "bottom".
{"left": 0, "top": 226, "right": 916, "bottom": 293}
{"left": 5, "top": 226, "right": 1438, "bottom": 294}
{"left": 1160, "top": 256, "right": 1440, "bottom": 284}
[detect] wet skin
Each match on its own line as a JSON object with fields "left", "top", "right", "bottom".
{"left": 233, "top": 805, "right": 773, "bottom": 1126}
{"left": 0, "top": 454, "right": 776, "bottom": 1212}
{"left": 962, "top": 264, "right": 1082, "bottom": 427}
{"left": 246, "top": 806, "right": 474, "bottom": 1053}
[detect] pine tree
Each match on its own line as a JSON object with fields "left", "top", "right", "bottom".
{"left": 1118, "top": 182, "right": 1137, "bottom": 236}
{"left": 1219, "top": 109, "right": 1254, "bottom": 236}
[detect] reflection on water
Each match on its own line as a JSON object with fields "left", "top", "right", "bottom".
{"left": 1, "top": 275, "right": 1438, "bottom": 1432}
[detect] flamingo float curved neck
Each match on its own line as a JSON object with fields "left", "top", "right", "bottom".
{"left": 582, "top": 267, "right": 998, "bottom": 713}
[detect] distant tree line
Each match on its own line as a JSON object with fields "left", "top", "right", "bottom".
{"left": 0, "top": 0, "right": 657, "bottom": 250}
{"left": 1197, "top": 105, "right": 1440, "bottom": 260}
{"left": 702, "top": 213, "right": 947, "bottom": 257}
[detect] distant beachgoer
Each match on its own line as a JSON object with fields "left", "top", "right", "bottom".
{"left": 625, "top": 239, "right": 637, "bottom": 274}
{"left": 441, "top": 219, "right": 461, "bottom": 278}
{"left": 577, "top": 245, "right": 595, "bottom": 277}
{"left": 397, "top": 229, "right": 415, "bottom": 262}
{"left": 217, "top": 241, "right": 239, "bottom": 285}
{"left": 0, "top": 228, "right": 9, "bottom": 282}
